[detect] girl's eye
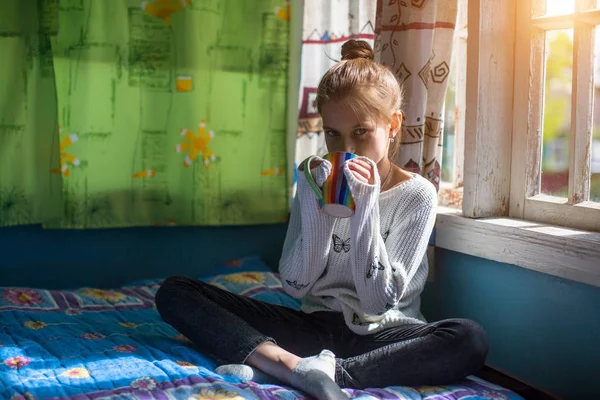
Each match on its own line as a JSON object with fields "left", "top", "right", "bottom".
{"left": 355, "top": 128, "right": 368, "bottom": 135}
{"left": 325, "top": 130, "right": 338, "bottom": 137}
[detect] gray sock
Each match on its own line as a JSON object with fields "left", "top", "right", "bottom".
{"left": 215, "top": 364, "right": 283, "bottom": 385}
{"left": 290, "top": 350, "right": 347, "bottom": 400}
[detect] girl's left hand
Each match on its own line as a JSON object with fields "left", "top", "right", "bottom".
{"left": 347, "top": 159, "right": 375, "bottom": 185}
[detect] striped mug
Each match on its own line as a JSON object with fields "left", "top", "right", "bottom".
{"left": 303, "top": 152, "right": 357, "bottom": 218}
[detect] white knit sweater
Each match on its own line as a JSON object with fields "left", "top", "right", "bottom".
{"left": 279, "top": 156, "right": 437, "bottom": 335}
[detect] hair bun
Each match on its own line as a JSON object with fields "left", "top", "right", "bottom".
{"left": 341, "top": 40, "right": 375, "bottom": 61}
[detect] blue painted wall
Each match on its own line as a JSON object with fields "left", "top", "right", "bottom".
{"left": 0, "top": 224, "right": 287, "bottom": 289}
{"left": 421, "top": 248, "right": 599, "bottom": 400}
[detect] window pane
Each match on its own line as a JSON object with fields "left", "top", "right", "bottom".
{"left": 592, "top": 141, "right": 600, "bottom": 202}
{"left": 438, "top": 0, "right": 466, "bottom": 209}
{"left": 591, "top": 26, "right": 600, "bottom": 202}
{"left": 541, "top": 29, "right": 573, "bottom": 198}
{"left": 441, "top": 62, "right": 456, "bottom": 184}
{"left": 545, "top": 0, "right": 575, "bottom": 15}
{"left": 441, "top": 1, "right": 466, "bottom": 188}
{"left": 439, "top": 39, "right": 463, "bottom": 209}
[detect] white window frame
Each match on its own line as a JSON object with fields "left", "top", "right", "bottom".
{"left": 434, "top": 0, "right": 600, "bottom": 288}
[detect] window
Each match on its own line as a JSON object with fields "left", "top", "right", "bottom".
{"left": 437, "top": 0, "right": 600, "bottom": 288}
{"left": 511, "top": 0, "right": 600, "bottom": 232}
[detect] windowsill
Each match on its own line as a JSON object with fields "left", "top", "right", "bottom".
{"left": 434, "top": 207, "right": 600, "bottom": 288}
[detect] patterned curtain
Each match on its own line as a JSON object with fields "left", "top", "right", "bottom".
{"left": 0, "top": 0, "right": 291, "bottom": 228}
{"left": 375, "top": 0, "right": 458, "bottom": 191}
{"left": 295, "top": 0, "right": 377, "bottom": 172}
{"left": 0, "top": 0, "right": 63, "bottom": 227}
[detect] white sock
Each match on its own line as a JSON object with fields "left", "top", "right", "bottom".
{"left": 290, "top": 350, "right": 347, "bottom": 400}
{"left": 215, "top": 364, "right": 282, "bottom": 385}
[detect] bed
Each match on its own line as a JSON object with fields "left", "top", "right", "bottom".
{"left": 1, "top": 257, "right": 523, "bottom": 400}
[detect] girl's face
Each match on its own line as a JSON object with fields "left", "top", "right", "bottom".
{"left": 321, "top": 99, "right": 401, "bottom": 166}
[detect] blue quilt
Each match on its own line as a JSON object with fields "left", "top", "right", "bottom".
{"left": 0, "top": 257, "right": 523, "bottom": 400}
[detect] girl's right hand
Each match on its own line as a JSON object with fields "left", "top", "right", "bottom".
{"left": 297, "top": 157, "right": 324, "bottom": 171}
{"left": 298, "top": 156, "right": 331, "bottom": 187}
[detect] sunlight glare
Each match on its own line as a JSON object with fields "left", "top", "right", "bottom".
{"left": 545, "top": 0, "right": 575, "bottom": 15}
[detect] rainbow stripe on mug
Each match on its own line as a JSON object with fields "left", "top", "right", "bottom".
{"left": 320, "top": 151, "right": 357, "bottom": 217}
{"left": 303, "top": 152, "right": 357, "bottom": 218}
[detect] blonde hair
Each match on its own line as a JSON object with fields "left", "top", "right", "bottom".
{"left": 316, "top": 40, "right": 403, "bottom": 157}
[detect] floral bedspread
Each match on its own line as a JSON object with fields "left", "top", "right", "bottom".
{"left": 0, "top": 260, "right": 523, "bottom": 400}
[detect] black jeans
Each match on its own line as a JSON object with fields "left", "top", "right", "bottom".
{"left": 155, "top": 276, "right": 489, "bottom": 389}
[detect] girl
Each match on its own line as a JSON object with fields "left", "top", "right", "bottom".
{"left": 156, "top": 40, "right": 488, "bottom": 400}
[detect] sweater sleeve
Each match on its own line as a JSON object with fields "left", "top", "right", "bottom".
{"left": 278, "top": 159, "right": 336, "bottom": 298}
{"left": 343, "top": 157, "right": 437, "bottom": 316}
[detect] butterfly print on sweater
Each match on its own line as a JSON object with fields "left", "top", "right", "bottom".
{"left": 382, "top": 230, "right": 389, "bottom": 242}
{"left": 367, "top": 259, "right": 386, "bottom": 278}
{"left": 285, "top": 280, "right": 309, "bottom": 290}
{"left": 332, "top": 234, "right": 350, "bottom": 253}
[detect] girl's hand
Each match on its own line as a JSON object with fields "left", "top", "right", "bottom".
{"left": 348, "top": 159, "right": 375, "bottom": 185}
{"left": 298, "top": 157, "right": 323, "bottom": 171}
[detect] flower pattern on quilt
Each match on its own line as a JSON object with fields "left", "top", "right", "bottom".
{"left": 176, "top": 360, "right": 197, "bottom": 368}
{"left": 62, "top": 368, "right": 90, "bottom": 379}
{"left": 119, "top": 322, "right": 139, "bottom": 329}
{"left": 81, "top": 333, "right": 105, "bottom": 340}
{"left": 80, "top": 288, "right": 127, "bottom": 303}
{"left": 131, "top": 377, "right": 158, "bottom": 391}
{"left": 23, "top": 321, "right": 47, "bottom": 330}
{"left": 4, "top": 356, "right": 31, "bottom": 369}
{"left": 10, "top": 393, "right": 36, "bottom": 400}
{"left": 481, "top": 391, "right": 509, "bottom": 400}
{"left": 113, "top": 344, "right": 137, "bottom": 353}
{"left": 189, "top": 388, "right": 245, "bottom": 400}
{"left": 224, "top": 272, "right": 266, "bottom": 285}
{"left": 2, "top": 289, "right": 42, "bottom": 306}
{"left": 416, "top": 385, "right": 448, "bottom": 394}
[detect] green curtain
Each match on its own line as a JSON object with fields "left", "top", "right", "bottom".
{"left": 0, "top": 0, "right": 291, "bottom": 228}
